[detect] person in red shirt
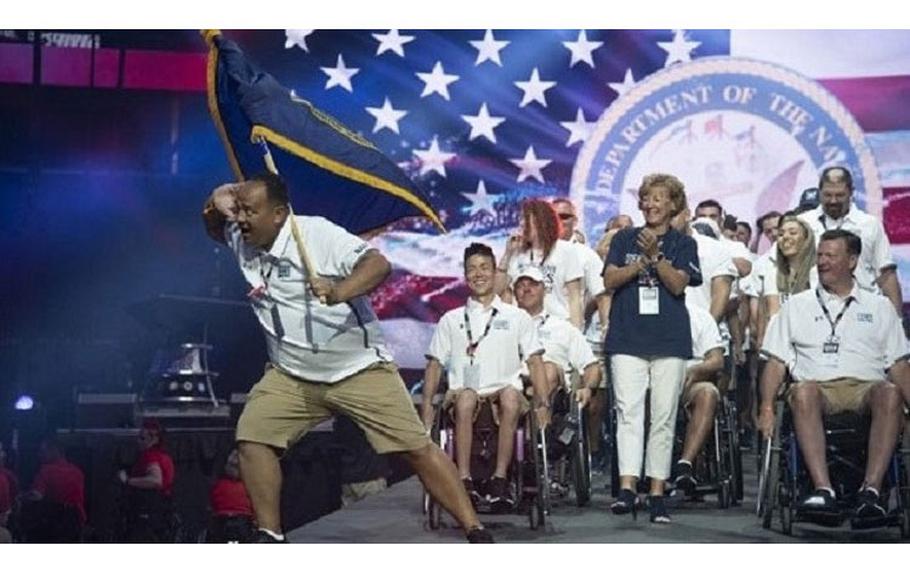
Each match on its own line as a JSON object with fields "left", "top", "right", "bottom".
{"left": 0, "top": 440, "right": 14, "bottom": 524}
{"left": 31, "top": 438, "right": 86, "bottom": 525}
{"left": 117, "top": 419, "right": 176, "bottom": 542}
{"left": 118, "top": 419, "right": 175, "bottom": 496}
{"left": 19, "top": 437, "right": 86, "bottom": 542}
{"left": 207, "top": 448, "right": 255, "bottom": 542}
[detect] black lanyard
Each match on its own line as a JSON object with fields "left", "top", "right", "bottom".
{"left": 819, "top": 214, "right": 844, "bottom": 231}
{"left": 465, "top": 307, "right": 499, "bottom": 361}
{"left": 537, "top": 313, "right": 550, "bottom": 329}
{"left": 815, "top": 288, "right": 854, "bottom": 338}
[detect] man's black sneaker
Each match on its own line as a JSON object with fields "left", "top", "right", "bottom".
{"left": 486, "top": 476, "right": 514, "bottom": 506}
{"left": 466, "top": 527, "right": 494, "bottom": 543}
{"left": 253, "top": 529, "right": 288, "bottom": 543}
{"left": 854, "top": 487, "right": 887, "bottom": 520}
{"left": 799, "top": 488, "right": 838, "bottom": 514}
{"left": 672, "top": 461, "right": 697, "bottom": 496}
{"left": 462, "top": 477, "right": 482, "bottom": 504}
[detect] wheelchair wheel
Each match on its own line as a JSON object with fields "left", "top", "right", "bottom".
{"left": 726, "top": 401, "right": 744, "bottom": 504}
{"left": 779, "top": 486, "right": 793, "bottom": 535}
{"left": 424, "top": 491, "right": 441, "bottom": 530}
{"left": 718, "top": 480, "right": 731, "bottom": 509}
{"left": 572, "top": 404, "right": 592, "bottom": 507}
{"left": 528, "top": 417, "right": 550, "bottom": 531}
{"left": 761, "top": 438, "right": 780, "bottom": 529}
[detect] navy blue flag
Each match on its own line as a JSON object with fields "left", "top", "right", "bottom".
{"left": 204, "top": 30, "right": 444, "bottom": 235}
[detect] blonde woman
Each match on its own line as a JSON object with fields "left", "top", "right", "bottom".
{"left": 764, "top": 215, "right": 817, "bottom": 319}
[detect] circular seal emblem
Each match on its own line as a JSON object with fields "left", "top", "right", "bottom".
{"left": 571, "top": 57, "right": 882, "bottom": 243}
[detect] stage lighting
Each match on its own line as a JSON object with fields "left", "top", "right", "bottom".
{"left": 14, "top": 395, "right": 35, "bottom": 411}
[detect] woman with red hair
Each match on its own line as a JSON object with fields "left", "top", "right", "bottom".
{"left": 495, "top": 199, "right": 584, "bottom": 329}
{"left": 117, "top": 419, "right": 176, "bottom": 541}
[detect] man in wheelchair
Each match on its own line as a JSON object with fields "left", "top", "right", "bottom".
{"left": 758, "top": 229, "right": 910, "bottom": 521}
{"left": 513, "top": 265, "right": 599, "bottom": 408}
{"left": 421, "top": 243, "right": 551, "bottom": 508}
{"left": 672, "top": 303, "right": 726, "bottom": 494}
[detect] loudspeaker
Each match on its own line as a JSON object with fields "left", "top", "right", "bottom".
{"left": 75, "top": 393, "right": 138, "bottom": 429}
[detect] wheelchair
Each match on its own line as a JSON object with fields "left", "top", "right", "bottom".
{"left": 756, "top": 383, "right": 910, "bottom": 538}
{"left": 670, "top": 387, "right": 742, "bottom": 508}
{"left": 419, "top": 383, "right": 552, "bottom": 530}
{"left": 543, "top": 378, "right": 593, "bottom": 508}
{"left": 604, "top": 352, "right": 742, "bottom": 505}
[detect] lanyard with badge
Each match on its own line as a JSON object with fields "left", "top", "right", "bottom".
{"left": 463, "top": 307, "right": 498, "bottom": 390}
{"left": 815, "top": 288, "right": 854, "bottom": 366}
{"left": 637, "top": 232, "right": 662, "bottom": 316}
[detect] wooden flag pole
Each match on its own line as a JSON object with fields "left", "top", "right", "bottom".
{"left": 255, "top": 136, "right": 325, "bottom": 304}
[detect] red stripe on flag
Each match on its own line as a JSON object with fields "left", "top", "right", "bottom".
{"left": 885, "top": 186, "right": 910, "bottom": 245}
{"left": 819, "top": 76, "right": 910, "bottom": 133}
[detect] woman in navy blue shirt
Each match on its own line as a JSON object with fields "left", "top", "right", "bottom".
{"left": 603, "top": 173, "right": 702, "bottom": 523}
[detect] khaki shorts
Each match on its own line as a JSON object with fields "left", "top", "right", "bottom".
{"left": 443, "top": 386, "right": 530, "bottom": 426}
{"left": 236, "top": 362, "right": 430, "bottom": 454}
{"left": 682, "top": 381, "right": 720, "bottom": 407}
{"left": 787, "top": 378, "right": 878, "bottom": 415}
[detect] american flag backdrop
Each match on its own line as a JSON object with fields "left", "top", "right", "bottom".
{"left": 223, "top": 29, "right": 910, "bottom": 368}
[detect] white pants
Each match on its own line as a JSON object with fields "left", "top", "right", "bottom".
{"left": 611, "top": 354, "right": 687, "bottom": 480}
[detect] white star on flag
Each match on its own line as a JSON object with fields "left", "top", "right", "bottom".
{"left": 563, "top": 30, "right": 602, "bottom": 68}
{"left": 365, "top": 97, "right": 408, "bottom": 134}
{"left": 284, "top": 29, "right": 314, "bottom": 52}
{"left": 607, "top": 68, "right": 637, "bottom": 98}
{"left": 509, "top": 146, "right": 552, "bottom": 183}
{"left": 514, "top": 68, "right": 556, "bottom": 108}
{"left": 321, "top": 54, "right": 359, "bottom": 92}
{"left": 560, "top": 108, "right": 595, "bottom": 147}
{"left": 657, "top": 29, "right": 701, "bottom": 67}
{"left": 372, "top": 29, "right": 415, "bottom": 57}
{"left": 416, "top": 61, "right": 459, "bottom": 100}
{"left": 413, "top": 137, "right": 456, "bottom": 177}
{"left": 461, "top": 103, "right": 505, "bottom": 143}
{"left": 461, "top": 180, "right": 497, "bottom": 217}
{"left": 469, "top": 29, "right": 510, "bottom": 67}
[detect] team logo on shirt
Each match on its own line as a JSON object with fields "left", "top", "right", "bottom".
{"left": 856, "top": 312, "right": 874, "bottom": 323}
{"left": 570, "top": 58, "right": 881, "bottom": 243}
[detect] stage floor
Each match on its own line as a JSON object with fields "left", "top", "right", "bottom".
{"left": 290, "top": 454, "right": 907, "bottom": 544}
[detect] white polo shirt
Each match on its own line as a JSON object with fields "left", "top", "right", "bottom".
{"left": 763, "top": 263, "right": 820, "bottom": 303}
{"left": 742, "top": 248, "right": 776, "bottom": 299}
{"left": 685, "top": 233, "right": 738, "bottom": 313}
{"left": 426, "top": 296, "right": 544, "bottom": 395}
{"left": 226, "top": 215, "right": 394, "bottom": 384}
{"left": 507, "top": 240, "right": 584, "bottom": 322}
{"left": 688, "top": 304, "right": 725, "bottom": 369}
{"left": 798, "top": 204, "right": 896, "bottom": 294}
{"left": 761, "top": 284, "right": 909, "bottom": 382}
{"left": 531, "top": 311, "right": 598, "bottom": 381}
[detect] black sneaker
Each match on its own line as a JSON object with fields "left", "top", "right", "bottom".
{"left": 611, "top": 488, "right": 638, "bottom": 518}
{"left": 648, "top": 495, "right": 672, "bottom": 524}
{"left": 462, "top": 477, "right": 482, "bottom": 504}
{"left": 672, "top": 461, "right": 697, "bottom": 496}
{"left": 854, "top": 487, "right": 887, "bottom": 520}
{"left": 466, "top": 526, "right": 495, "bottom": 543}
{"left": 486, "top": 476, "right": 514, "bottom": 506}
{"left": 799, "top": 488, "right": 837, "bottom": 514}
{"left": 253, "top": 529, "right": 288, "bottom": 543}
